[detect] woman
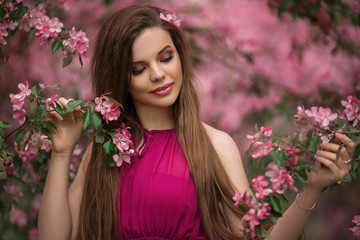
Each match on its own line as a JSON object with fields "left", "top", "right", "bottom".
{"left": 38, "top": 5, "right": 355, "bottom": 240}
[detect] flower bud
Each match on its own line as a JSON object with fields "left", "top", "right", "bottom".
{"left": 31, "top": 133, "right": 43, "bottom": 149}
{"left": 20, "top": 131, "right": 31, "bottom": 150}
{"left": 293, "top": 148, "right": 301, "bottom": 155}
{"left": 285, "top": 146, "right": 293, "bottom": 154}
{"left": 27, "top": 102, "right": 38, "bottom": 119}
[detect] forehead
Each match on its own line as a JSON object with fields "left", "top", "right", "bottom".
{"left": 132, "top": 27, "right": 174, "bottom": 61}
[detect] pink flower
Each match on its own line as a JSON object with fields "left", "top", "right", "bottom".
{"left": 265, "top": 162, "right": 298, "bottom": 194}
{"left": 0, "top": 23, "right": 8, "bottom": 45}
{"left": 28, "top": 228, "right": 39, "bottom": 240}
{"left": 3, "top": 182, "right": 23, "bottom": 201}
{"left": 9, "top": 81, "right": 31, "bottom": 111}
{"left": 257, "top": 202, "right": 271, "bottom": 219}
{"left": 159, "top": 12, "right": 182, "bottom": 27}
{"left": 13, "top": 109, "right": 27, "bottom": 125}
{"left": 113, "top": 132, "right": 130, "bottom": 152}
{"left": 252, "top": 175, "right": 273, "bottom": 199}
{"left": 45, "top": 94, "right": 58, "bottom": 111}
{"left": 112, "top": 153, "right": 131, "bottom": 167}
{"left": 63, "top": 27, "right": 89, "bottom": 55}
{"left": 353, "top": 215, "right": 360, "bottom": 224}
{"left": 341, "top": 95, "right": 360, "bottom": 126}
{"left": 316, "top": 107, "right": 337, "bottom": 128}
{"left": 35, "top": 15, "right": 51, "bottom": 38}
{"left": 349, "top": 225, "right": 360, "bottom": 238}
{"left": 30, "top": 194, "right": 42, "bottom": 219}
{"left": 305, "top": 106, "right": 318, "bottom": 119}
{"left": 244, "top": 227, "right": 256, "bottom": 239}
{"left": 38, "top": 132, "right": 52, "bottom": 152}
{"left": 94, "top": 96, "right": 121, "bottom": 123}
{"left": 48, "top": 17, "right": 64, "bottom": 38}
{"left": 9, "top": 205, "right": 28, "bottom": 229}
{"left": 260, "top": 127, "right": 272, "bottom": 137}
{"left": 287, "top": 154, "right": 299, "bottom": 166}
{"left": 233, "top": 191, "right": 254, "bottom": 207}
{"left": 243, "top": 208, "right": 260, "bottom": 227}
{"left": 251, "top": 141, "right": 273, "bottom": 158}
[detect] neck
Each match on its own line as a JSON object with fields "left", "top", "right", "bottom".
{"left": 134, "top": 105, "right": 175, "bottom": 131}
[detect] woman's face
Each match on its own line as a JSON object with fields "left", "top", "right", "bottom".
{"left": 129, "top": 27, "right": 183, "bottom": 112}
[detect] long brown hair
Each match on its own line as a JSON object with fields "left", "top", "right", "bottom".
{"left": 78, "top": 5, "right": 248, "bottom": 239}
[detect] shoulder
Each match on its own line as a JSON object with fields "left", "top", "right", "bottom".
{"left": 202, "top": 122, "right": 240, "bottom": 162}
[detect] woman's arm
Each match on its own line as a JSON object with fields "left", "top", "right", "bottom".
{"left": 205, "top": 124, "right": 353, "bottom": 239}
{"left": 38, "top": 98, "right": 84, "bottom": 240}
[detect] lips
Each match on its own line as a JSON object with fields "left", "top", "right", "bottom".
{"left": 151, "top": 83, "right": 174, "bottom": 96}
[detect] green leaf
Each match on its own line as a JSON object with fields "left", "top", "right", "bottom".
{"left": 342, "top": 173, "right": 351, "bottom": 183}
{"left": 82, "top": 111, "right": 91, "bottom": 130}
{"left": 55, "top": 102, "right": 64, "bottom": 117}
{"left": 28, "top": 27, "right": 36, "bottom": 43}
{"left": 19, "top": 5, "right": 28, "bottom": 17}
{"left": 40, "top": 127, "right": 51, "bottom": 139}
{"left": 51, "top": 40, "right": 63, "bottom": 54}
{"left": 0, "top": 204, "right": 10, "bottom": 219}
{"left": 103, "top": 140, "right": 113, "bottom": 155}
{"left": 271, "top": 150, "right": 286, "bottom": 166}
{"left": 104, "top": 154, "right": 116, "bottom": 167}
{"left": 353, "top": 144, "right": 360, "bottom": 159}
{"left": 40, "top": 105, "right": 47, "bottom": 118}
{"left": 37, "top": 151, "right": 48, "bottom": 165}
{"left": 31, "top": 85, "right": 40, "bottom": 97}
{"left": 91, "top": 112, "right": 102, "bottom": 129}
{"left": 332, "top": 117, "right": 346, "bottom": 127}
{"left": 267, "top": 195, "right": 281, "bottom": 213}
{"left": 62, "top": 53, "right": 73, "bottom": 68}
{"left": 309, "top": 135, "right": 321, "bottom": 152}
{"left": 65, "top": 100, "right": 83, "bottom": 113}
{"left": 15, "top": 129, "right": 26, "bottom": 145}
{"left": 42, "top": 121, "right": 57, "bottom": 130}
{"left": 13, "top": 156, "right": 23, "bottom": 168}
{"left": 265, "top": 217, "right": 277, "bottom": 225}
{"left": 9, "top": 9, "right": 20, "bottom": 21}
{"left": 0, "top": 137, "right": 3, "bottom": 148}
{"left": 255, "top": 224, "right": 270, "bottom": 239}
{"left": 293, "top": 172, "right": 308, "bottom": 186}
{"left": 0, "top": 121, "right": 13, "bottom": 129}
{"left": 260, "top": 155, "right": 272, "bottom": 168}
{"left": 0, "top": 6, "right": 6, "bottom": 22}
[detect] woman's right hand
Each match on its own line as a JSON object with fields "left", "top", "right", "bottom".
{"left": 46, "top": 97, "right": 83, "bottom": 154}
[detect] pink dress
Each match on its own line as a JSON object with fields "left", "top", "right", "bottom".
{"left": 116, "top": 128, "right": 208, "bottom": 240}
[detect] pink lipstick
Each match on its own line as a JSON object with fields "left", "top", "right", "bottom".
{"left": 151, "top": 83, "right": 174, "bottom": 96}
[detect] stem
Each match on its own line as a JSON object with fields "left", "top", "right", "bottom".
{"left": 10, "top": 175, "right": 36, "bottom": 190}
{"left": 4, "top": 119, "right": 29, "bottom": 142}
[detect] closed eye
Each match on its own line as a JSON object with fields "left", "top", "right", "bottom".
{"left": 160, "top": 55, "right": 174, "bottom": 63}
{"left": 132, "top": 67, "right": 145, "bottom": 75}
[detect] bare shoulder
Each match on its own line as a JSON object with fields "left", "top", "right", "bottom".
{"left": 202, "top": 122, "right": 239, "bottom": 162}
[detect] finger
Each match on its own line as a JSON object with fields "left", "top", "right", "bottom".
{"left": 314, "top": 154, "right": 345, "bottom": 181}
{"left": 47, "top": 109, "right": 63, "bottom": 121}
{"left": 320, "top": 142, "right": 340, "bottom": 153}
{"left": 331, "top": 132, "right": 355, "bottom": 150}
{"left": 316, "top": 150, "right": 337, "bottom": 162}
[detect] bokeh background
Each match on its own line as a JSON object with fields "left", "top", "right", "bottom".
{"left": 1, "top": 0, "right": 360, "bottom": 239}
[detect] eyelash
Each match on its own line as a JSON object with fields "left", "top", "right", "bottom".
{"left": 132, "top": 54, "right": 174, "bottom": 76}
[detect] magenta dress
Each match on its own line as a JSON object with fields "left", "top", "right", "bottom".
{"left": 116, "top": 129, "right": 208, "bottom": 240}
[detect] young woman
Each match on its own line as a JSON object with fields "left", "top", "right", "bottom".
{"left": 38, "top": 5, "right": 355, "bottom": 240}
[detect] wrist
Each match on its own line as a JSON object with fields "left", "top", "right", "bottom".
{"left": 51, "top": 149, "right": 74, "bottom": 160}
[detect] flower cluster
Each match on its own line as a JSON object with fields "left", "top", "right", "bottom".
{"left": 295, "top": 106, "right": 337, "bottom": 129}
{"left": 94, "top": 96, "right": 121, "bottom": 123}
{"left": 9, "top": 81, "right": 31, "bottom": 124}
{"left": 159, "top": 12, "right": 182, "bottom": 27}
{"left": 0, "top": 1, "right": 89, "bottom": 65}
{"left": 341, "top": 95, "right": 360, "bottom": 126}
{"left": 265, "top": 162, "right": 298, "bottom": 194}
{"left": 62, "top": 27, "right": 89, "bottom": 56}
{"left": 247, "top": 127, "right": 274, "bottom": 158}
{"left": 233, "top": 191, "right": 272, "bottom": 238}
{"left": 349, "top": 215, "right": 360, "bottom": 239}
{"left": 112, "top": 123, "right": 135, "bottom": 167}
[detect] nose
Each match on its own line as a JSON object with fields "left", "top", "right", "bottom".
{"left": 150, "top": 63, "right": 165, "bottom": 82}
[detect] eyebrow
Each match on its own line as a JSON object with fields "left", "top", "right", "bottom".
{"left": 132, "top": 45, "right": 171, "bottom": 64}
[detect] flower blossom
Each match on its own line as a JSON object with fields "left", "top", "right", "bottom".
{"left": 9, "top": 205, "right": 28, "bottom": 229}
{"left": 316, "top": 107, "right": 337, "bottom": 128}
{"left": 0, "top": 23, "right": 8, "bottom": 45}
{"left": 3, "top": 182, "right": 23, "bottom": 201}
{"left": 233, "top": 190, "right": 254, "bottom": 207}
{"left": 247, "top": 127, "right": 273, "bottom": 147}
{"left": 349, "top": 215, "right": 360, "bottom": 238}
{"left": 159, "top": 12, "right": 182, "bottom": 27}
{"left": 265, "top": 162, "right": 298, "bottom": 194}
{"left": 251, "top": 141, "right": 273, "bottom": 158}
{"left": 341, "top": 95, "right": 360, "bottom": 126}
{"left": 45, "top": 94, "right": 59, "bottom": 111}
{"left": 63, "top": 27, "right": 89, "bottom": 55}
{"left": 252, "top": 175, "right": 273, "bottom": 199}
{"left": 243, "top": 208, "right": 260, "bottom": 227}
{"left": 94, "top": 96, "right": 121, "bottom": 123}
{"left": 35, "top": 16, "right": 63, "bottom": 38}
{"left": 13, "top": 109, "right": 27, "bottom": 125}
{"left": 9, "top": 81, "right": 31, "bottom": 111}
{"left": 112, "top": 123, "right": 135, "bottom": 167}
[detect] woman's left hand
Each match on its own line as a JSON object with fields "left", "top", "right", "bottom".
{"left": 307, "top": 132, "right": 355, "bottom": 192}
